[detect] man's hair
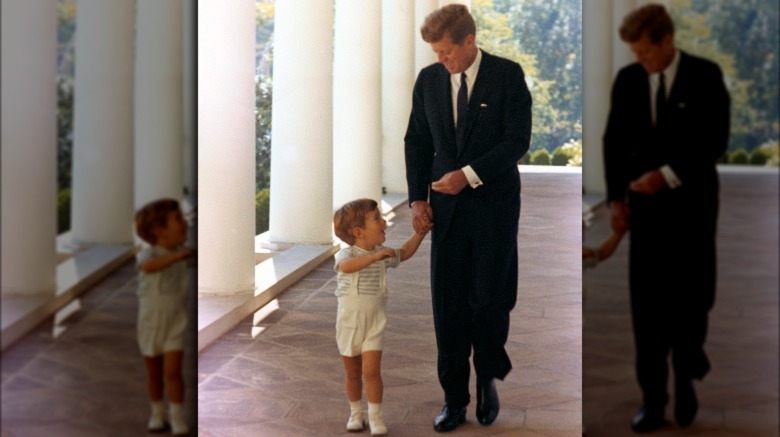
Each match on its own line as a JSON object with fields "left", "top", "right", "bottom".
{"left": 421, "top": 4, "right": 476, "bottom": 45}
{"left": 333, "top": 198, "right": 378, "bottom": 245}
{"left": 619, "top": 3, "right": 675, "bottom": 44}
{"left": 135, "top": 198, "right": 180, "bottom": 245}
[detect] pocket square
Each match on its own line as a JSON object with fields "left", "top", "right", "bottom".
{"left": 480, "top": 103, "right": 488, "bottom": 108}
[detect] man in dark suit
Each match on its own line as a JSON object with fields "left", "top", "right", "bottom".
{"left": 603, "top": 4, "right": 730, "bottom": 433}
{"left": 404, "top": 4, "right": 532, "bottom": 432}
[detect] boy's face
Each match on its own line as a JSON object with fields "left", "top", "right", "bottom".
{"left": 358, "top": 208, "right": 387, "bottom": 247}
{"left": 158, "top": 209, "right": 188, "bottom": 247}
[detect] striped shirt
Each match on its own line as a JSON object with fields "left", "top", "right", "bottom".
{"left": 334, "top": 245, "right": 401, "bottom": 297}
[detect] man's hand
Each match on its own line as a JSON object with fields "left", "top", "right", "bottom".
{"left": 610, "top": 200, "right": 630, "bottom": 235}
{"left": 629, "top": 170, "right": 667, "bottom": 195}
{"left": 411, "top": 201, "right": 433, "bottom": 235}
{"left": 431, "top": 170, "right": 468, "bottom": 195}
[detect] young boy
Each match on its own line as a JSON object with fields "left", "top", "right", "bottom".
{"left": 333, "top": 199, "right": 428, "bottom": 435}
{"left": 134, "top": 199, "right": 196, "bottom": 435}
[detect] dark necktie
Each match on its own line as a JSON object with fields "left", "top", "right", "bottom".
{"left": 655, "top": 72, "right": 666, "bottom": 128}
{"left": 456, "top": 72, "right": 468, "bottom": 154}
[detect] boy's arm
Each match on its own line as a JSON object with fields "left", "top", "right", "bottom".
{"left": 138, "top": 248, "right": 195, "bottom": 273}
{"left": 597, "top": 232, "right": 625, "bottom": 261}
{"left": 399, "top": 232, "right": 426, "bottom": 262}
{"left": 338, "top": 249, "right": 395, "bottom": 274}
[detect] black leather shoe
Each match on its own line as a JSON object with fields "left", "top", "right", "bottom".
{"left": 476, "top": 378, "right": 499, "bottom": 425}
{"left": 631, "top": 406, "right": 665, "bottom": 433}
{"left": 675, "top": 380, "right": 698, "bottom": 427}
{"left": 433, "top": 405, "right": 466, "bottom": 432}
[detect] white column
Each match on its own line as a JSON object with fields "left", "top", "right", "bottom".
{"left": 1, "top": 0, "right": 57, "bottom": 295}
{"left": 135, "top": 0, "right": 184, "bottom": 209}
{"left": 382, "top": 0, "right": 416, "bottom": 194}
{"left": 333, "top": 0, "right": 383, "bottom": 208}
{"left": 198, "top": 0, "right": 256, "bottom": 294}
{"left": 612, "top": 0, "right": 637, "bottom": 76}
{"left": 268, "top": 0, "right": 335, "bottom": 244}
{"left": 439, "top": 0, "right": 471, "bottom": 8}
{"left": 183, "top": 0, "right": 196, "bottom": 200}
{"left": 71, "top": 0, "right": 135, "bottom": 245}
{"left": 582, "top": 0, "right": 612, "bottom": 196}
{"left": 415, "top": 0, "right": 440, "bottom": 73}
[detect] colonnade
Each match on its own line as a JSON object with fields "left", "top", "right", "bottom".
{"left": 1, "top": 0, "right": 193, "bottom": 295}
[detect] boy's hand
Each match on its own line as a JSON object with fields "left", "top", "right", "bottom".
{"left": 179, "top": 248, "right": 197, "bottom": 260}
{"left": 582, "top": 247, "right": 595, "bottom": 259}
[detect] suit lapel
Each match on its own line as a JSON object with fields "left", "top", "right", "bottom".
{"left": 458, "top": 50, "right": 490, "bottom": 159}
{"left": 436, "top": 65, "right": 458, "bottom": 158}
{"left": 667, "top": 51, "right": 689, "bottom": 111}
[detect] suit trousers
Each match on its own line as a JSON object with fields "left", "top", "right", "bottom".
{"left": 628, "top": 191, "right": 716, "bottom": 408}
{"left": 430, "top": 200, "right": 518, "bottom": 408}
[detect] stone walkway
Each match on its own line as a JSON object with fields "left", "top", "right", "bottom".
{"left": 1, "top": 261, "right": 197, "bottom": 437}
{"left": 198, "top": 171, "right": 583, "bottom": 436}
{"left": 583, "top": 169, "right": 779, "bottom": 436}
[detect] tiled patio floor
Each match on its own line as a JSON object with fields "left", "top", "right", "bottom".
{"left": 0, "top": 261, "right": 198, "bottom": 437}
{"left": 198, "top": 170, "right": 583, "bottom": 436}
{"left": 583, "top": 169, "right": 780, "bottom": 436}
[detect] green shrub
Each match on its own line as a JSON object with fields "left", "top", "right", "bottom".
{"left": 57, "top": 188, "right": 71, "bottom": 234}
{"left": 530, "top": 149, "right": 551, "bottom": 165}
{"left": 551, "top": 149, "right": 570, "bottom": 166}
{"left": 749, "top": 148, "right": 770, "bottom": 166}
{"left": 729, "top": 148, "right": 749, "bottom": 164}
{"left": 256, "top": 188, "right": 270, "bottom": 235}
{"left": 517, "top": 153, "right": 530, "bottom": 165}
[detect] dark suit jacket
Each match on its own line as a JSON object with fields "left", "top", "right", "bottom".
{"left": 603, "top": 50, "right": 730, "bottom": 222}
{"left": 404, "top": 50, "right": 532, "bottom": 243}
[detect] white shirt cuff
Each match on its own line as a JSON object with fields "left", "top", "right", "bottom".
{"left": 462, "top": 165, "right": 483, "bottom": 188}
{"left": 660, "top": 165, "right": 682, "bottom": 189}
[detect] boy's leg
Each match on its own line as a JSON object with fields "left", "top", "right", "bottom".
{"left": 143, "top": 356, "right": 164, "bottom": 400}
{"left": 342, "top": 355, "right": 363, "bottom": 402}
{"left": 163, "top": 350, "right": 184, "bottom": 403}
{"left": 361, "top": 350, "right": 383, "bottom": 404}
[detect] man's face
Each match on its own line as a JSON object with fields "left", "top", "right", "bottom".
{"left": 628, "top": 33, "right": 675, "bottom": 74}
{"left": 430, "top": 33, "right": 476, "bottom": 74}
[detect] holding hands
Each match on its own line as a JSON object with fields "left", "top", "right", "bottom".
{"left": 412, "top": 201, "right": 434, "bottom": 235}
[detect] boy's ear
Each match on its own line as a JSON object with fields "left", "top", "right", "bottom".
{"left": 352, "top": 227, "right": 363, "bottom": 240}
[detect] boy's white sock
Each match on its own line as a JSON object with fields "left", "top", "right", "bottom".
{"left": 350, "top": 400, "right": 363, "bottom": 413}
{"left": 368, "top": 402, "right": 381, "bottom": 415}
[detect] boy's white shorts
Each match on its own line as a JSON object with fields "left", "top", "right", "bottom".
{"left": 336, "top": 295, "right": 387, "bottom": 357}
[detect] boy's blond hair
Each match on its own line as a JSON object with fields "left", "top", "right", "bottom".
{"left": 333, "top": 198, "right": 378, "bottom": 245}
{"left": 135, "top": 198, "right": 180, "bottom": 245}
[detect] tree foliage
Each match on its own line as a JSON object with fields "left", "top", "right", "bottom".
{"left": 671, "top": 0, "right": 779, "bottom": 155}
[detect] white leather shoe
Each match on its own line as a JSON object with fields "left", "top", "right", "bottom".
{"left": 169, "top": 404, "right": 188, "bottom": 436}
{"left": 147, "top": 402, "right": 167, "bottom": 432}
{"left": 369, "top": 411, "right": 387, "bottom": 435}
{"left": 347, "top": 410, "right": 364, "bottom": 432}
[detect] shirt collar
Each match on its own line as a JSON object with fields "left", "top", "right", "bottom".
{"left": 655, "top": 48, "right": 680, "bottom": 83}
{"left": 453, "top": 47, "right": 482, "bottom": 84}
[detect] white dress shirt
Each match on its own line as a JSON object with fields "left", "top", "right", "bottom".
{"left": 452, "top": 48, "right": 484, "bottom": 189}
{"left": 650, "top": 49, "right": 682, "bottom": 189}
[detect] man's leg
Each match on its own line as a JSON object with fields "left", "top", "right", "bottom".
{"left": 431, "top": 230, "right": 474, "bottom": 409}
